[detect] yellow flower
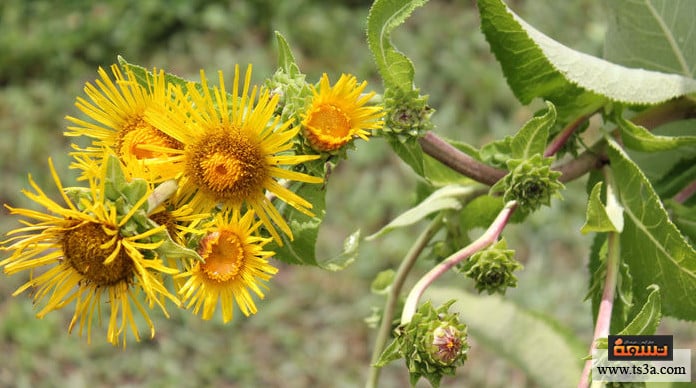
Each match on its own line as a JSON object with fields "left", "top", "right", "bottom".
{"left": 145, "top": 64, "right": 323, "bottom": 243}
{"left": 0, "top": 159, "right": 179, "bottom": 347}
{"left": 65, "top": 64, "right": 183, "bottom": 181}
{"left": 178, "top": 209, "right": 277, "bottom": 323}
{"left": 301, "top": 73, "right": 384, "bottom": 152}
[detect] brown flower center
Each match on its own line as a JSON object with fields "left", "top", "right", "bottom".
{"left": 62, "top": 222, "right": 133, "bottom": 286}
{"left": 117, "top": 116, "right": 182, "bottom": 159}
{"left": 186, "top": 128, "right": 267, "bottom": 203}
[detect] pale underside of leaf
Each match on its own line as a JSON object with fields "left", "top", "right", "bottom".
{"left": 367, "top": 184, "right": 477, "bottom": 239}
{"left": 512, "top": 11, "right": 696, "bottom": 105}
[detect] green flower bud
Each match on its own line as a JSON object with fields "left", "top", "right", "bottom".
{"left": 491, "top": 154, "right": 564, "bottom": 214}
{"left": 264, "top": 67, "right": 313, "bottom": 123}
{"left": 375, "top": 300, "right": 468, "bottom": 387}
{"left": 461, "top": 239, "right": 522, "bottom": 295}
{"left": 383, "top": 88, "right": 434, "bottom": 138}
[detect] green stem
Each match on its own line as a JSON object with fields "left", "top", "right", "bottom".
{"left": 400, "top": 200, "right": 517, "bottom": 324}
{"left": 366, "top": 214, "right": 444, "bottom": 388}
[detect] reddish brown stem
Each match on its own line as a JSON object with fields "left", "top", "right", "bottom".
{"left": 418, "top": 131, "right": 506, "bottom": 186}
{"left": 544, "top": 113, "right": 592, "bottom": 157}
{"left": 674, "top": 180, "right": 696, "bottom": 204}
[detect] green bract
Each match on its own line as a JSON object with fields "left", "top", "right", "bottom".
{"left": 460, "top": 239, "right": 521, "bottom": 295}
{"left": 265, "top": 67, "right": 312, "bottom": 124}
{"left": 491, "top": 154, "right": 564, "bottom": 214}
{"left": 376, "top": 300, "right": 468, "bottom": 387}
{"left": 383, "top": 88, "right": 434, "bottom": 138}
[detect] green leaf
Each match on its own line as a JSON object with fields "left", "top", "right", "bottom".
{"left": 581, "top": 182, "right": 623, "bottom": 234}
{"left": 274, "top": 31, "right": 300, "bottom": 75}
{"left": 117, "top": 55, "right": 189, "bottom": 91}
{"left": 269, "top": 180, "right": 357, "bottom": 271}
{"left": 386, "top": 136, "right": 424, "bottom": 177}
{"left": 427, "top": 287, "right": 584, "bottom": 388}
{"left": 607, "top": 140, "right": 696, "bottom": 320}
{"left": 318, "top": 229, "right": 360, "bottom": 271}
{"left": 371, "top": 269, "right": 396, "bottom": 295}
{"left": 654, "top": 157, "right": 696, "bottom": 199}
{"left": 617, "top": 115, "right": 696, "bottom": 152}
{"left": 509, "top": 101, "right": 556, "bottom": 160}
{"left": 367, "top": 0, "right": 429, "bottom": 92}
{"left": 460, "top": 195, "right": 504, "bottom": 232}
{"left": 666, "top": 200, "right": 696, "bottom": 248}
{"left": 619, "top": 284, "right": 662, "bottom": 336}
{"left": 367, "top": 184, "right": 478, "bottom": 240}
{"left": 626, "top": 120, "right": 696, "bottom": 183}
{"left": 604, "top": 0, "right": 695, "bottom": 77}
{"left": 477, "top": 0, "right": 696, "bottom": 122}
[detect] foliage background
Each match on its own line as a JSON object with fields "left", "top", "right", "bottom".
{"left": 0, "top": 0, "right": 692, "bottom": 387}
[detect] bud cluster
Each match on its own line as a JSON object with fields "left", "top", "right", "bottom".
{"left": 383, "top": 88, "right": 434, "bottom": 138}
{"left": 491, "top": 154, "right": 564, "bottom": 215}
{"left": 460, "top": 239, "right": 522, "bottom": 295}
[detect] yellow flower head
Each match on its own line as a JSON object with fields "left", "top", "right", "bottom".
{"left": 65, "top": 64, "right": 183, "bottom": 181}
{"left": 0, "top": 159, "right": 179, "bottom": 347}
{"left": 301, "top": 73, "right": 384, "bottom": 152}
{"left": 178, "top": 209, "right": 277, "bottom": 323}
{"left": 145, "top": 64, "right": 323, "bottom": 243}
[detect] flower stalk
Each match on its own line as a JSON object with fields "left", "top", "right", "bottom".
{"left": 366, "top": 214, "right": 444, "bottom": 388}
{"left": 400, "top": 200, "right": 518, "bottom": 325}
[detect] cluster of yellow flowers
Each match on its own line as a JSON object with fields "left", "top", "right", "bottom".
{"left": 0, "top": 63, "right": 383, "bottom": 347}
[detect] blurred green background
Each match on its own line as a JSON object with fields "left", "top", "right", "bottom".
{"left": 1, "top": 1, "right": 692, "bottom": 387}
